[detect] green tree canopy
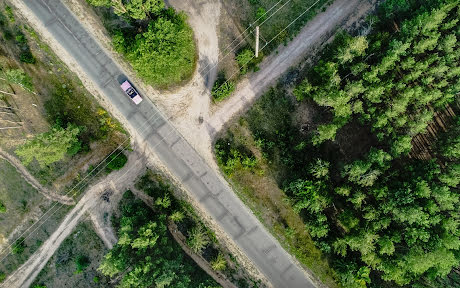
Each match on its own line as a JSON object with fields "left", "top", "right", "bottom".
{"left": 15, "top": 124, "right": 81, "bottom": 167}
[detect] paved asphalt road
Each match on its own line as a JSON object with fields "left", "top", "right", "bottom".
{"left": 19, "top": 1, "right": 316, "bottom": 287}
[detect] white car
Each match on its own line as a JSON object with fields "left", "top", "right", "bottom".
{"left": 120, "top": 80, "right": 142, "bottom": 105}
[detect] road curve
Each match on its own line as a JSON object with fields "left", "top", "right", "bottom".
{"left": 13, "top": 0, "right": 317, "bottom": 287}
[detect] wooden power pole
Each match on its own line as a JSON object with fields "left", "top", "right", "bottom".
{"left": 255, "top": 26, "right": 259, "bottom": 58}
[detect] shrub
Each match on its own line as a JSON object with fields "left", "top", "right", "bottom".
{"left": 75, "top": 255, "right": 90, "bottom": 274}
{"left": 0, "top": 201, "right": 5, "bottom": 213}
{"left": 114, "top": 12, "right": 196, "bottom": 88}
{"left": 0, "top": 272, "right": 5, "bottom": 283}
{"left": 19, "top": 51, "right": 36, "bottom": 64}
{"left": 187, "top": 226, "right": 209, "bottom": 253}
{"left": 212, "top": 81, "right": 235, "bottom": 101}
{"left": 4, "top": 68, "right": 33, "bottom": 90}
{"left": 106, "top": 152, "right": 128, "bottom": 172}
{"left": 210, "top": 253, "right": 227, "bottom": 271}
{"left": 12, "top": 237, "right": 26, "bottom": 254}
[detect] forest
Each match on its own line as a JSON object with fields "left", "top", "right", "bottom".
{"left": 98, "top": 190, "right": 219, "bottom": 288}
{"left": 216, "top": 0, "right": 460, "bottom": 287}
{"left": 87, "top": 0, "right": 196, "bottom": 88}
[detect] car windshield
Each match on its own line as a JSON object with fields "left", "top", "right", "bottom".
{"left": 126, "top": 87, "right": 137, "bottom": 98}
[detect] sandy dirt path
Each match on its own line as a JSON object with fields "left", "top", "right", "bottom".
{"left": 208, "top": 0, "right": 374, "bottom": 131}
{"left": 0, "top": 152, "right": 147, "bottom": 288}
{"left": 0, "top": 147, "right": 75, "bottom": 205}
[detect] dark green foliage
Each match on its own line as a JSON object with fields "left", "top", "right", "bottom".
{"left": 105, "top": 151, "right": 127, "bottom": 172}
{"left": 4, "top": 6, "right": 14, "bottom": 22}
{"left": 0, "top": 271, "right": 5, "bottom": 283}
{"left": 295, "top": 1, "right": 460, "bottom": 155}
{"left": 98, "top": 191, "right": 217, "bottom": 287}
{"left": 11, "top": 237, "right": 26, "bottom": 255}
{"left": 74, "top": 255, "right": 90, "bottom": 274}
{"left": 215, "top": 134, "right": 258, "bottom": 176}
{"left": 44, "top": 83, "right": 113, "bottom": 145}
{"left": 216, "top": 1, "right": 460, "bottom": 287}
{"left": 0, "top": 201, "right": 5, "bottom": 213}
{"left": 19, "top": 50, "right": 35, "bottom": 64}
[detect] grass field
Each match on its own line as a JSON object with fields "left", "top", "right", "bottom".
{"left": 0, "top": 159, "right": 71, "bottom": 283}
{"left": 0, "top": 159, "right": 45, "bottom": 237}
{"left": 32, "top": 220, "right": 111, "bottom": 288}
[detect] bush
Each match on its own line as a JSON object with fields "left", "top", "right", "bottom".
{"left": 75, "top": 255, "right": 90, "bottom": 274}
{"left": 19, "top": 50, "right": 36, "bottom": 64}
{"left": 106, "top": 151, "right": 128, "bottom": 172}
{"left": 12, "top": 237, "right": 26, "bottom": 254}
{"left": 0, "top": 272, "right": 5, "bottom": 283}
{"left": 114, "top": 11, "right": 196, "bottom": 88}
{"left": 0, "top": 201, "right": 5, "bottom": 213}
{"left": 212, "top": 81, "right": 235, "bottom": 101}
{"left": 187, "top": 226, "right": 209, "bottom": 253}
{"left": 4, "top": 68, "right": 33, "bottom": 90}
{"left": 210, "top": 253, "right": 227, "bottom": 271}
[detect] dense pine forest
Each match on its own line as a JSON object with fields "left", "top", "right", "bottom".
{"left": 216, "top": 0, "right": 460, "bottom": 287}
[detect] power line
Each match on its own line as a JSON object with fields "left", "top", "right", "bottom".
{"left": 208, "top": 0, "right": 322, "bottom": 105}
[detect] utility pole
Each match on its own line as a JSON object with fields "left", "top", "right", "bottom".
{"left": 255, "top": 26, "right": 259, "bottom": 58}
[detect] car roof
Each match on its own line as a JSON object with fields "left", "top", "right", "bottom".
{"left": 120, "top": 80, "right": 131, "bottom": 90}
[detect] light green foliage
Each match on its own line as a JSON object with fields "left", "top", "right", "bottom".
{"left": 210, "top": 253, "right": 227, "bottom": 271}
{"left": 114, "top": 13, "right": 196, "bottom": 87}
{"left": 88, "top": 1, "right": 196, "bottom": 88}
{"left": 312, "top": 123, "right": 340, "bottom": 146}
{"left": 309, "top": 159, "right": 330, "bottom": 179}
{"left": 155, "top": 194, "right": 171, "bottom": 210}
{"left": 187, "top": 226, "right": 209, "bottom": 253}
{"left": 4, "top": 68, "right": 33, "bottom": 91}
{"left": 87, "top": 0, "right": 164, "bottom": 19}
{"left": 15, "top": 125, "right": 81, "bottom": 168}
{"left": 0, "top": 201, "right": 5, "bottom": 213}
{"left": 212, "top": 81, "right": 235, "bottom": 101}
{"left": 215, "top": 138, "right": 258, "bottom": 176}
{"left": 236, "top": 49, "right": 254, "bottom": 74}
{"left": 255, "top": 7, "right": 267, "bottom": 22}
{"left": 169, "top": 210, "right": 184, "bottom": 222}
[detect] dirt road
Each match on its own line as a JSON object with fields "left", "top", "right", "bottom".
{"left": 172, "top": 0, "right": 376, "bottom": 165}
{"left": 208, "top": 0, "right": 374, "bottom": 132}
{"left": 0, "top": 147, "right": 75, "bottom": 205}
{"left": 0, "top": 152, "right": 147, "bottom": 288}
